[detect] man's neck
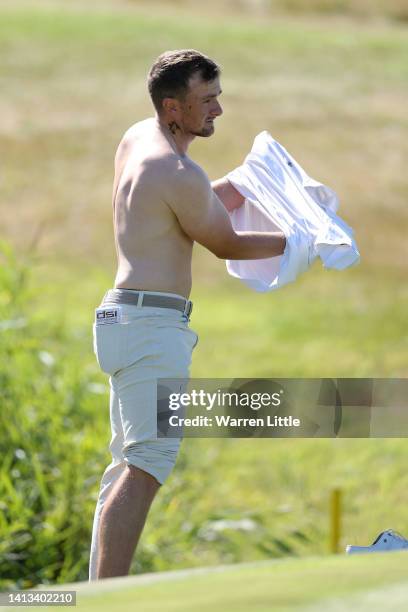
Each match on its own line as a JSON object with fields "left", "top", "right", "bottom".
{"left": 155, "top": 115, "right": 194, "bottom": 156}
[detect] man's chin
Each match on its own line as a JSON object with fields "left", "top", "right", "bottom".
{"left": 192, "top": 124, "right": 215, "bottom": 137}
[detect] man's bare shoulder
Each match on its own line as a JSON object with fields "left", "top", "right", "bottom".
{"left": 115, "top": 118, "right": 155, "bottom": 156}
{"left": 156, "top": 157, "right": 212, "bottom": 217}
{"left": 135, "top": 134, "right": 209, "bottom": 189}
{"left": 121, "top": 118, "right": 155, "bottom": 142}
{"left": 166, "top": 155, "right": 210, "bottom": 190}
{"left": 130, "top": 155, "right": 210, "bottom": 206}
{"left": 116, "top": 120, "right": 181, "bottom": 166}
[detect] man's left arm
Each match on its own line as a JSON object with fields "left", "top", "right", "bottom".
{"left": 211, "top": 178, "right": 245, "bottom": 213}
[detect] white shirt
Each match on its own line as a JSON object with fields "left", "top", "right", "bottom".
{"left": 226, "top": 131, "right": 360, "bottom": 292}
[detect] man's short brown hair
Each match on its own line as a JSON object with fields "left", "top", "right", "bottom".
{"left": 147, "top": 49, "right": 220, "bottom": 114}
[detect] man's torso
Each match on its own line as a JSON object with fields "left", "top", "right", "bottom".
{"left": 113, "top": 118, "right": 198, "bottom": 299}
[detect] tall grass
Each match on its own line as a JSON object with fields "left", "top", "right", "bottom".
{"left": 0, "top": 241, "right": 107, "bottom": 588}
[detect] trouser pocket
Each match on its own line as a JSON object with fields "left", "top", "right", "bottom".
{"left": 93, "top": 320, "right": 127, "bottom": 376}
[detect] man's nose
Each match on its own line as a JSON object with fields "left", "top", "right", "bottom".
{"left": 212, "top": 100, "right": 223, "bottom": 116}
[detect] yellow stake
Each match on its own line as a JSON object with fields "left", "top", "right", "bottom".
{"left": 330, "top": 488, "right": 342, "bottom": 554}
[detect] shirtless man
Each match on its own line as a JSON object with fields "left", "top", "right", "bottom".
{"left": 89, "top": 49, "right": 286, "bottom": 581}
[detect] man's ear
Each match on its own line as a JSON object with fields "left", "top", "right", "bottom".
{"left": 162, "top": 97, "right": 180, "bottom": 116}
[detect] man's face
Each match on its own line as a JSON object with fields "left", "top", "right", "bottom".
{"left": 179, "top": 73, "right": 223, "bottom": 137}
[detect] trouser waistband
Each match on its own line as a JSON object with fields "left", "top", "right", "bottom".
{"left": 102, "top": 289, "right": 193, "bottom": 318}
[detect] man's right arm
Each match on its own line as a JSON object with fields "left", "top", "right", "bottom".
{"left": 166, "top": 165, "right": 286, "bottom": 260}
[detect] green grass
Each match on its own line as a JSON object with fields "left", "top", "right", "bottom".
{"left": 6, "top": 553, "right": 408, "bottom": 611}
{"left": 0, "top": 0, "right": 408, "bottom": 593}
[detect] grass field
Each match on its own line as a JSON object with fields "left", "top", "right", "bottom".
{"left": 4, "top": 553, "right": 408, "bottom": 611}
{"left": 0, "top": 0, "right": 408, "bottom": 593}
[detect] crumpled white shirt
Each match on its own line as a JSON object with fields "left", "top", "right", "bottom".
{"left": 225, "top": 131, "right": 360, "bottom": 292}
